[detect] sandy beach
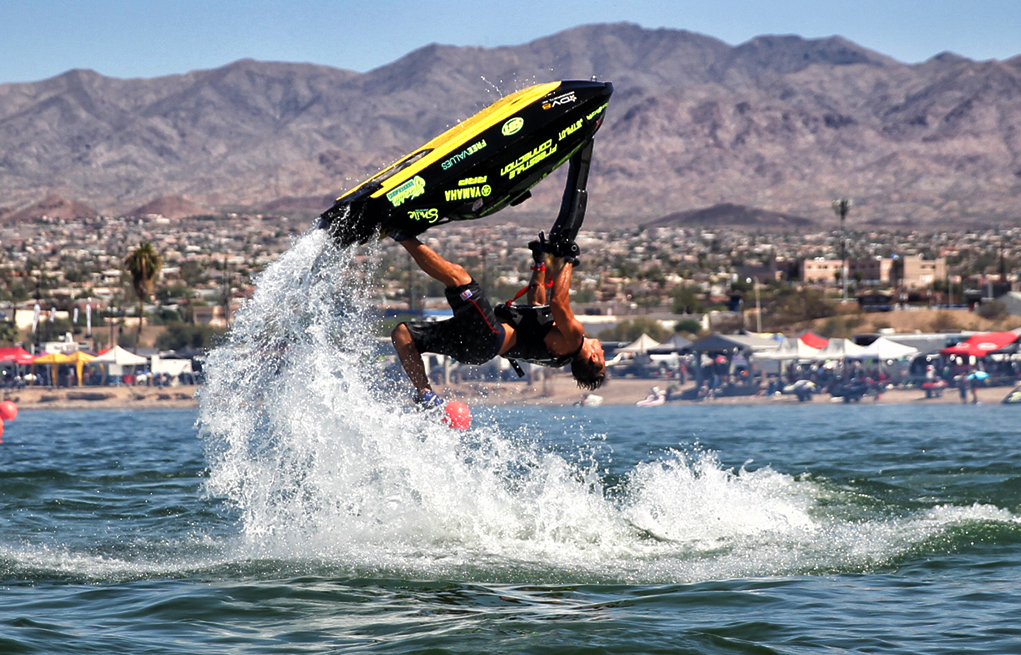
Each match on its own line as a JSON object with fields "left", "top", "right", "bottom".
{"left": 435, "top": 375, "right": 1015, "bottom": 407}
{"left": 4, "top": 386, "right": 201, "bottom": 411}
{"left": 3, "top": 376, "right": 1014, "bottom": 411}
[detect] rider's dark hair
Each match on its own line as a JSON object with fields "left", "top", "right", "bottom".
{"left": 571, "top": 352, "right": 605, "bottom": 390}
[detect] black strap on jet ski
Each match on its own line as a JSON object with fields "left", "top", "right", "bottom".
{"left": 504, "top": 139, "right": 594, "bottom": 378}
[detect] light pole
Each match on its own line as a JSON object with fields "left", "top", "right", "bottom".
{"left": 755, "top": 280, "right": 762, "bottom": 333}
{"left": 832, "top": 199, "right": 852, "bottom": 303}
{"left": 747, "top": 277, "right": 762, "bottom": 333}
{"left": 481, "top": 246, "right": 488, "bottom": 294}
{"left": 222, "top": 255, "right": 230, "bottom": 328}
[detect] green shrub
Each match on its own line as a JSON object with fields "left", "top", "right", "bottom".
{"left": 600, "top": 317, "right": 668, "bottom": 342}
{"left": 155, "top": 322, "right": 225, "bottom": 351}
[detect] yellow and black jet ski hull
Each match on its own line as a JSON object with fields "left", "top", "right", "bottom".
{"left": 318, "top": 79, "right": 612, "bottom": 246}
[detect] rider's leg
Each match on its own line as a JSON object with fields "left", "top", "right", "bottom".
{"left": 399, "top": 237, "right": 471, "bottom": 288}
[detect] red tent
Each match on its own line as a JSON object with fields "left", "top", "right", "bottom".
{"left": 799, "top": 331, "right": 829, "bottom": 350}
{"left": 0, "top": 347, "right": 36, "bottom": 365}
{"left": 940, "top": 332, "right": 1019, "bottom": 358}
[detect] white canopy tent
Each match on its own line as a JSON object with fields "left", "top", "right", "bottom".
{"left": 151, "top": 354, "right": 194, "bottom": 377}
{"left": 752, "top": 337, "right": 823, "bottom": 361}
{"left": 91, "top": 345, "right": 148, "bottom": 381}
{"left": 814, "top": 338, "right": 867, "bottom": 360}
{"left": 92, "top": 345, "right": 148, "bottom": 366}
{"left": 848, "top": 337, "right": 918, "bottom": 361}
{"left": 649, "top": 334, "right": 693, "bottom": 353}
{"left": 617, "top": 333, "right": 661, "bottom": 354}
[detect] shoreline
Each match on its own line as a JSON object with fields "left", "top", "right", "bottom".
{"left": 4, "top": 386, "right": 200, "bottom": 411}
{"left": 435, "top": 376, "right": 1015, "bottom": 407}
{"left": 4, "top": 377, "right": 1015, "bottom": 411}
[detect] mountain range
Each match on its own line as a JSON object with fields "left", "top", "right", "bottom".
{"left": 1, "top": 22, "right": 1019, "bottom": 229}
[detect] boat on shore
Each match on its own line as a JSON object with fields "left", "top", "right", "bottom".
{"left": 636, "top": 386, "right": 666, "bottom": 407}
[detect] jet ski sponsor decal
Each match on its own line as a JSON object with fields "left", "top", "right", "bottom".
{"left": 386, "top": 175, "right": 426, "bottom": 207}
{"left": 586, "top": 103, "right": 609, "bottom": 121}
{"left": 542, "top": 91, "right": 576, "bottom": 110}
{"left": 500, "top": 139, "right": 557, "bottom": 180}
{"left": 441, "top": 140, "right": 487, "bottom": 171}
{"left": 559, "top": 118, "right": 583, "bottom": 141}
{"left": 444, "top": 184, "right": 492, "bottom": 202}
{"left": 501, "top": 117, "right": 524, "bottom": 136}
{"left": 408, "top": 207, "right": 441, "bottom": 223}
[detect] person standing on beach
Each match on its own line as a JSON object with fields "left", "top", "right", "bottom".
{"left": 957, "top": 374, "right": 969, "bottom": 403}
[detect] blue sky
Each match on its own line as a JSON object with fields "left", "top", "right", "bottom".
{"left": 2, "top": 0, "right": 1020, "bottom": 84}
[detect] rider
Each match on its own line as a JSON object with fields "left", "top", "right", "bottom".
{"left": 390, "top": 233, "right": 606, "bottom": 407}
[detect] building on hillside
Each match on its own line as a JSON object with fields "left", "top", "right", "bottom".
{"left": 193, "top": 305, "right": 226, "bottom": 328}
{"left": 894, "top": 255, "right": 946, "bottom": 289}
{"left": 800, "top": 258, "right": 843, "bottom": 284}
{"left": 800, "top": 255, "right": 944, "bottom": 289}
{"left": 735, "top": 261, "right": 784, "bottom": 283}
{"left": 850, "top": 257, "right": 894, "bottom": 285}
{"left": 800, "top": 258, "right": 889, "bottom": 284}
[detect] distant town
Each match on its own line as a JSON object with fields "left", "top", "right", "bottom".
{"left": 2, "top": 210, "right": 1020, "bottom": 353}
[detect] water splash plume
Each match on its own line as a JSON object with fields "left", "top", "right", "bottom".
{"left": 197, "top": 229, "right": 1016, "bottom": 584}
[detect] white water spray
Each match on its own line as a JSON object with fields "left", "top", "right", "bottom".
{"left": 197, "top": 229, "right": 1012, "bottom": 582}
{"left": 196, "top": 231, "right": 626, "bottom": 565}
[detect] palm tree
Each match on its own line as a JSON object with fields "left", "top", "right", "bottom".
{"left": 124, "top": 242, "right": 163, "bottom": 352}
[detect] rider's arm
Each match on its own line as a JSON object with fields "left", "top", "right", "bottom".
{"left": 526, "top": 260, "right": 547, "bottom": 305}
{"left": 546, "top": 259, "right": 585, "bottom": 353}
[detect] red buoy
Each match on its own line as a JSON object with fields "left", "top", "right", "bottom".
{"left": 443, "top": 401, "right": 471, "bottom": 430}
{"left": 0, "top": 400, "right": 16, "bottom": 422}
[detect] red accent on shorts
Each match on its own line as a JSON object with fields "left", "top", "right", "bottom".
{"left": 467, "top": 298, "right": 499, "bottom": 335}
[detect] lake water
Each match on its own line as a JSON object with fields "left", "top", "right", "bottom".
{"left": 4, "top": 229, "right": 1017, "bottom": 653}
{"left": 1, "top": 403, "right": 1019, "bottom": 654}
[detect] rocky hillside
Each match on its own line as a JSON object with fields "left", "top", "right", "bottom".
{"left": 1, "top": 23, "right": 1019, "bottom": 228}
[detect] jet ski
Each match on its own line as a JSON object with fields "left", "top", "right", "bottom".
{"left": 317, "top": 79, "right": 613, "bottom": 247}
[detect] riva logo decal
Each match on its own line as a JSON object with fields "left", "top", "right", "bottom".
{"left": 558, "top": 118, "right": 583, "bottom": 141}
{"left": 407, "top": 208, "right": 440, "bottom": 223}
{"left": 500, "top": 139, "right": 557, "bottom": 180}
{"left": 386, "top": 175, "right": 426, "bottom": 207}
{"left": 441, "top": 140, "right": 487, "bottom": 171}
{"left": 501, "top": 117, "right": 524, "bottom": 136}
{"left": 542, "top": 91, "right": 576, "bottom": 110}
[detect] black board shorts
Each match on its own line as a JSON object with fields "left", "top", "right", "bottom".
{"left": 404, "top": 280, "right": 505, "bottom": 366}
